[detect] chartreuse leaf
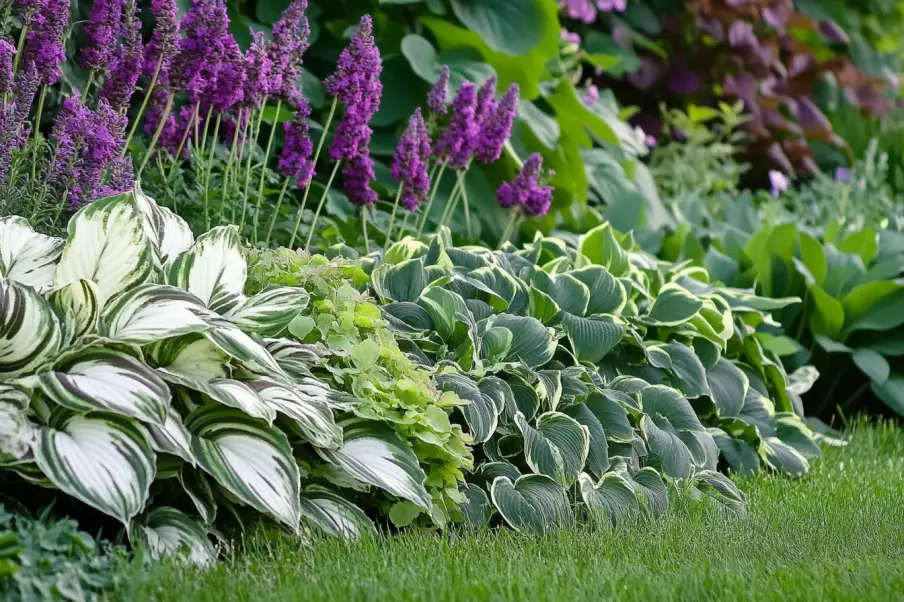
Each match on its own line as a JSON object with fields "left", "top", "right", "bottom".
{"left": 0, "top": 276, "right": 63, "bottom": 378}
{"left": 643, "top": 283, "right": 703, "bottom": 326}
{"left": 300, "top": 486, "right": 374, "bottom": 538}
{"left": 54, "top": 193, "right": 155, "bottom": 307}
{"left": 0, "top": 216, "right": 63, "bottom": 292}
{"left": 578, "top": 471, "right": 638, "bottom": 525}
{"left": 706, "top": 359, "right": 748, "bottom": 417}
{"left": 560, "top": 313, "right": 624, "bottom": 364}
{"left": 132, "top": 507, "right": 216, "bottom": 567}
{"left": 448, "top": 0, "right": 545, "bottom": 55}
{"left": 100, "top": 284, "right": 211, "bottom": 345}
{"left": 48, "top": 279, "right": 100, "bottom": 341}
{"left": 186, "top": 406, "right": 302, "bottom": 530}
{"left": 491, "top": 314, "right": 557, "bottom": 368}
{"left": 577, "top": 223, "right": 629, "bottom": 276}
{"left": 166, "top": 226, "right": 247, "bottom": 314}
{"left": 33, "top": 412, "right": 156, "bottom": 526}
{"left": 224, "top": 287, "right": 309, "bottom": 336}
{"left": 490, "top": 474, "right": 570, "bottom": 534}
{"left": 515, "top": 411, "right": 590, "bottom": 487}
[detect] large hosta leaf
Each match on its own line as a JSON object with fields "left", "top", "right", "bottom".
{"left": 560, "top": 313, "right": 624, "bottom": 364}
{"left": 186, "top": 406, "right": 301, "bottom": 530}
{"left": 761, "top": 436, "right": 809, "bottom": 477}
{"left": 0, "top": 216, "right": 63, "bottom": 292}
{"left": 642, "top": 385, "right": 705, "bottom": 432}
{"left": 692, "top": 470, "right": 747, "bottom": 517}
{"left": 490, "top": 474, "right": 570, "bottom": 534}
{"left": 101, "top": 284, "right": 211, "bottom": 345}
{"left": 569, "top": 265, "right": 627, "bottom": 316}
{"left": 318, "top": 420, "right": 431, "bottom": 510}
{"left": 32, "top": 412, "right": 156, "bottom": 525}
{"left": 49, "top": 279, "right": 100, "bottom": 341}
{"left": 491, "top": 314, "right": 557, "bottom": 368}
{"left": 223, "top": 287, "right": 309, "bottom": 336}
{"left": 578, "top": 471, "right": 638, "bottom": 525}
{"left": 585, "top": 390, "right": 635, "bottom": 443}
{"left": 577, "top": 223, "right": 629, "bottom": 276}
{"left": 643, "top": 283, "right": 703, "bottom": 326}
{"left": 246, "top": 379, "right": 342, "bottom": 449}
{"left": 706, "top": 359, "right": 748, "bottom": 417}
{"left": 299, "top": 486, "right": 374, "bottom": 538}
{"left": 54, "top": 193, "right": 155, "bottom": 307}
{"left": 36, "top": 347, "right": 171, "bottom": 425}
{"left": 147, "top": 411, "right": 195, "bottom": 465}
{"left": 0, "top": 276, "right": 63, "bottom": 377}
{"left": 372, "top": 258, "right": 427, "bottom": 303}
{"left": 561, "top": 403, "right": 609, "bottom": 478}
{"left": 709, "top": 427, "right": 760, "bottom": 477}
{"left": 159, "top": 370, "right": 276, "bottom": 423}
{"left": 661, "top": 342, "right": 710, "bottom": 398}
{"left": 132, "top": 507, "right": 216, "bottom": 566}
{"left": 436, "top": 373, "right": 498, "bottom": 444}
{"left": 640, "top": 414, "right": 694, "bottom": 479}
{"left": 202, "top": 317, "right": 287, "bottom": 380}
{"left": 133, "top": 185, "right": 194, "bottom": 265}
{"left": 515, "top": 411, "right": 589, "bottom": 487}
{"left": 166, "top": 226, "right": 246, "bottom": 314}
{"left": 149, "top": 335, "right": 229, "bottom": 381}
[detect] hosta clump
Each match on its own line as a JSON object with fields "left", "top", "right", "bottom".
{"left": 246, "top": 249, "right": 474, "bottom": 528}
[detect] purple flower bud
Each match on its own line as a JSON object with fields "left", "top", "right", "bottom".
{"left": 270, "top": 0, "right": 311, "bottom": 103}
{"left": 561, "top": 29, "right": 581, "bottom": 46}
{"left": 433, "top": 81, "right": 478, "bottom": 169}
{"left": 23, "top": 0, "right": 69, "bottom": 85}
{"left": 80, "top": 0, "right": 123, "bottom": 73}
{"left": 343, "top": 153, "right": 378, "bottom": 207}
{"left": 171, "top": 0, "right": 230, "bottom": 101}
{"left": 144, "top": 0, "right": 180, "bottom": 80}
{"left": 68, "top": 99, "right": 128, "bottom": 206}
{"left": 835, "top": 166, "right": 852, "bottom": 182}
{"left": 48, "top": 92, "right": 92, "bottom": 186}
{"left": 392, "top": 108, "right": 431, "bottom": 212}
{"left": 768, "top": 169, "right": 789, "bottom": 197}
{"left": 0, "top": 40, "right": 15, "bottom": 95}
{"left": 279, "top": 100, "right": 314, "bottom": 183}
{"left": 475, "top": 76, "right": 497, "bottom": 127}
{"left": 427, "top": 65, "right": 450, "bottom": 115}
{"left": 100, "top": 0, "right": 143, "bottom": 113}
{"left": 244, "top": 30, "right": 273, "bottom": 107}
{"left": 496, "top": 153, "right": 554, "bottom": 217}
{"left": 475, "top": 83, "right": 518, "bottom": 164}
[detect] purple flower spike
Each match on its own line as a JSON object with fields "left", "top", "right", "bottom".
{"left": 245, "top": 30, "right": 273, "bottom": 107}
{"left": 171, "top": 0, "right": 230, "bottom": 102}
{"left": 0, "top": 40, "right": 15, "bottom": 95}
{"left": 80, "top": 0, "right": 123, "bottom": 73}
{"left": 279, "top": 100, "right": 314, "bottom": 184}
{"left": 144, "top": 0, "right": 180, "bottom": 79}
{"left": 70, "top": 99, "right": 128, "bottom": 206}
{"left": 101, "top": 0, "right": 143, "bottom": 113}
{"left": 835, "top": 166, "right": 852, "bottom": 182}
{"left": 48, "top": 93, "right": 92, "bottom": 185}
{"left": 270, "top": 0, "right": 311, "bottom": 104}
{"left": 475, "top": 83, "right": 519, "bottom": 164}
{"left": 433, "top": 81, "right": 478, "bottom": 169}
{"left": 496, "top": 153, "right": 554, "bottom": 217}
{"left": 476, "top": 76, "right": 498, "bottom": 127}
{"left": 23, "top": 0, "right": 69, "bottom": 85}
{"left": 392, "top": 108, "right": 431, "bottom": 212}
{"left": 427, "top": 66, "right": 450, "bottom": 115}
{"left": 344, "top": 153, "right": 379, "bottom": 207}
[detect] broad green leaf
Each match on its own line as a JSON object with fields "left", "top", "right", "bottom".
{"left": 133, "top": 184, "right": 194, "bottom": 265}
{"left": 693, "top": 470, "right": 747, "bottom": 517}
{"left": 383, "top": 237, "right": 428, "bottom": 265}
{"left": 491, "top": 314, "right": 557, "bottom": 368}
{"left": 642, "top": 385, "right": 704, "bottom": 432}
{"left": 535, "top": 370, "right": 562, "bottom": 412}
{"left": 640, "top": 415, "right": 694, "bottom": 479}
{"left": 436, "top": 373, "right": 498, "bottom": 444}
{"left": 631, "top": 467, "right": 669, "bottom": 518}
{"left": 841, "top": 281, "right": 904, "bottom": 334}
{"left": 159, "top": 371, "right": 276, "bottom": 424}
{"left": 872, "top": 375, "right": 904, "bottom": 415}
{"left": 490, "top": 474, "right": 570, "bottom": 534}
{"left": 585, "top": 390, "right": 635, "bottom": 443}
{"left": 224, "top": 287, "right": 309, "bottom": 336}
{"left": 761, "top": 436, "right": 809, "bottom": 477}
{"left": 661, "top": 342, "right": 709, "bottom": 398}
{"left": 838, "top": 227, "right": 878, "bottom": 266}
{"left": 166, "top": 226, "right": 246, "bottom": 314}
{"left": 852, "top": 348, "right": 890, "bottom": 385}
{"left": 449, "top": 0, "right": 545, "bottom": 56}
{"left": 372, "top": 258, "right": 427, "bottom": 303}
{"left": 388, "top": 501, "right": 422, "bottom": 527}
{"left": 33, "top": 412, "right": 156, "bottom": 525}
{"left": 460, "top": 483, "right": 493, "bottom": 526}
{"left": 578, "top": 471, "right": 638, "bottom": 525}
{"left": 569, "top": 266, "right": 627, "bottom": 316}
{"left": 481, "top": 327, "right": 513, "bottom": 365}
{"left": 560, "top": 313, "right": 624, "bottom": 364}
{"left": 186, "top": 406, "right": 301, "bottom": 530}
{"left": 417, "top": 286, "right": 469, "bottom": 341}
{"left": 100, "top": 284, "right": 211, "bottom": 345}
{"left": 709, "top": 427, "right": 760, "bottom": 476}
{"left": 577, "top": 223, "right": 629, "bottom": 276}
{"left": 706, "top": 359, "right": 748, "bottom": 417}
{"left": 300, "top": 486, "right": 375, "bottom": 538}
{"left": 381, "top": 302, "right": 434, "bottom": 332}
{"left": 147, "top": 411, "right": 195, "bottom": 465}
{"left": 528, "top": 287, "right": 560, "bottom": 325}
{"left": 149, "top": 335, "right": 229, "bottom": 382}
{"left": 0, "top": 276, "right": 63, "bottom": 377}
{"left": 506, "top": 372, "right": 541, "bottom": 423}
{"left": 644, "top": 284, "right": 703, "bottom": 326}
{"left": 516, "top": 411, "right": 590, "bottom": 487}
{"left": 532, "top": 270, "right": 589, "bottom": 317}
{"left": 0, "top": 216, "right": 63, "bottom": 292}
{"left": 133, "top": 507, "right": 216, "bottom": 566}
{"left": 246, "top": 379, "right": 342, "bottom": 449}
{"left": 562, "top": 403, "right": 609, "bottom": 478}
{"left": 775, "top": 413, "right": 821, "bottom": 460}
{"left": 48, "top": 279, "right": 100, "bottom": 341}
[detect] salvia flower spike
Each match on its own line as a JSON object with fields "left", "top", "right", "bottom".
{"left": 427, "top": 65, "right": 450, "bottom": 116}
{"left": 476, "top": 83, "right": 519, "bottom": 164}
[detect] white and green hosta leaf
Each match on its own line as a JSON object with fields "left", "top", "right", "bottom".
{"left": 177, "top": 467, "right": 217, "bottom": 525}
{"left": 761, "top": 436, "right": 809, "bottom": 477}
{"left": 264, "top": 338, "right": 325, "bottom": 379}
{"left": 32, "top": 412, "right": 156, "bottom": 525}
{"left": 36, "top": 347, "right": 171, "bottom": 425}
{"left": 692, "top": 470, "right": 747, "bottom": 517}
{"left": 185, "top": 406, "right": 301, "bottom": 530}
{"left": 166, "top": 226, "right": 246, "bottom": 314}
{"left": 147, "top": 411, "right": 196, "bottom": 465}
{"left": 224, "top": 287, "right": 310, "bottom": 336}
{"left": 246, "top": 380, "right": 341, "bottom": 449}
{"left": 318, "top": 420, "right": 431, "bottom": 510}
{"left": 0, "top": 276, "right": 63, "bottom": 378}
{"left": 100, "top": 284, "right": 211, "bottom": 345}
{"left": 299, "top": 486, "right": 374, "bottom": 538}
{"left": 629, "top": 467, "right": 669, "bottom": 518}
{"left": 132, "top": 507, "right": 216, "bottom": 567}
{"left": 48, "top": 279, "right": 100, "bottom": 341}
{"left": 460, "top": 483, "right": 493, "bottom": 526}
{"left": 578, "top": 472, "right": 639, "bottom": 525}
{"left": 515, "top": 411, "right": 590, "bottom": 487}
{"left": 54, "top": 193, "right": 156, "bottom": 307}
{"left": 149, "top": 335, "right": 229, "bottom": 382}
{"left": 202, "top": 317, "right": 288, "bottom": 382}
{"left": 158, "top": 370, "right": 276, "bottom": 424}
{"left": 641, "top": 385, "right": 706, "bottom": 433}
{"left": 133, "top": 184, "right": 194, "bottom": 265}
{"left": 0, "top": 401, "right": 32, "bottom": 465}
{"left": 490, "top": 474, "right": 570, "bottom": 534}
{"left": 490, "top": 314, "right": 557, "bottom": 368}
{"left": 0, "top": 216, "right": 63, "bottom": 292}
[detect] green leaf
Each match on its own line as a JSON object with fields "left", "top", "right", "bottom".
{"left": 165, "top": 226, "right": 247, "bottom": 314}
{"left": 527, "top": 288, "right": 560, "bottom": 324}
{"left": 490, "top": 474, "right": 570, "bottom": 534}
{"left": 560, "top": 313, "right": 624, "bottom": 364}
{"left": 133, "top": 507, "right": 216, "bottom": 567}
{"left": 491, "top": 314, "right": 557, "bottom": 368}
{"left": 516, "top": 411, "right": 590, "bottom": 487}
{"left": 640, "top": 415, "right": 694, "bottom": 479}
{"left": 0, "top": 276, "right": 63, "bottom": 378}
{"left": 585, "top": 390, "right": 634, "bottom": 443}
{"left": 705, "top": 359, "right": 748, "bottom": 418}
{"left": 871, "top": 375, "right": 904, "bottom": 415}
{"left": 577, "top": 223, "right": 629, "bottom": 276}
{"left": 644, "top": 284, "right": 703, "bottom": 326}
{"left": 578, "top": 471, "right": 638, "bottom": 525}
{"left": 481, "top": 327, "right": 513, "bottom": 364}
{"left": 838, "top": 228, "right": 878, "bottom": 266}
{"left": 460, "top": 483, "right": 493, "bottom": 526}
{"left": 761, "top": 436, "right": 809, "bottom": 477}
{"left": 0, "top": 216, "right": 63, "bottom": 292}
{"left": 100, "top": 284, "right": 211, "bottom": 345}
{"left": 224, "top": 287, "right": 309, "bottom": 336}
{"left": 418, "top": 286, "right": 469, "bottom": 341}
{"left": 517, "top": 100, "right": 560, "bottom": 149}
{"left": 48, "top": 279, "right": 100, "bottom": 341}
{"left": 561, "top": 403, "right": 609, "bottom": 478}
{"left": 373, "top": 258, "right": 427, "bottom": 303}
{"left": 808, "top": 285, "right": 845, "bottom": 339}
{"left": 569, "top": 266, "right": 627, "bottom": 316}
{"left": 661, "top": 342, "right": 709, "bottom": 398}
{"left": 436, "top": 373, "right": 498, "bottom": 444}
{"left": 631, "top": 467, "right": 669, "bottom": 518}
{"left": 775, "top": 414, "right": 821, "bottom": 460}
{"left": 693, "top": 470, "right": 747, "bottom": 517}
{"left": 841, "top": 281, "right": 904, "bottom": 334}
{"left": 709, "top": 427, "right": 760, "bottom": 477}
{"left": 449, "top": 0, "right": 545, "bottom": 56}
{"left": 389, "top": 501, "right": 423, "bottom": 527}
{"left": 852, "top": 348, "right": 890, "bottom": 385}
{"left": 641, "top": 385, "right": 705, "bottom": 432}
{"left": 300, "top": 486, "right": 375, "bottom": 538}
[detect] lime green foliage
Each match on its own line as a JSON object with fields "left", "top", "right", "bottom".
{"left": 246, "top": 250, "right": 474, "bottom": 527}
{"left": 122, "top": 422, "right": 904, "bottom": 602}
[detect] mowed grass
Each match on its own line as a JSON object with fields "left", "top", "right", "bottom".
{"left": 121, "top": 422, "right": 904, "bottom": 602}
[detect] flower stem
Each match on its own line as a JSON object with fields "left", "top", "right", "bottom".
{"left": 305, "top": 160, "right": 342, "bottom": 252}
{"left": 199, "top": 105, "right": 214, "bottom": 159}
{"left": 384, "top": 185, "right": 404, "bottom": 251}
{"left": 122, "top": 55, "right": 164, "bottom": 158}
{"left": 417, "top": 160, "right": 447, "bottom": 237}
{"left": 396, "top": 210, "right": 412, "bottom": 245}
{"left": 460, "top": 172, "right": 473, "bottom": 239}
{"left": 11, "top": 24, "right": 28, "bottom": 77}
{"left": 497, "top": 211, "right": 519, "bottom": 249}
{"left": 229, "top": 111, "right": 252, "bottom": 224}
{"left": 438, "top": 173, "right": 464, "bottom": 230}
{"left": 163, "top": 101, "right": 200, "bottom": 182}
{"left": 137, "top": 94, "right": 174, "bottom": 175}
{"left": 264, "top": 178, "right": 292, "bottom": 247}
{"left": 239, "top": 101, "right": 267, "bottom": 233}
{"left": 287, "top": 97, "right": 338, "bottom": 250}
{"left": 221, "top": 107, "right": 245, "bottom": 223}
{"left": 203, "top": 114, "right": 222, "bottom": 230}
{"left": 30, "top": 85, "right": 46, "bottom": 181}
{"left": 83, "top": 71, "right": 96, "bottom": 99}
{"left": 252, "top": 99, "right": 282, "bottom": 243}
{"left": 362, "top": 206, "right": 371, "bottom": 254}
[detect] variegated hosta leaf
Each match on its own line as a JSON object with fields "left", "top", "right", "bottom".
{"left": 0, "top": 216, "right": 63, "bottom": 292}
{"left": 436, "top": 373, "right": 498, "bottom": 445}
{"left": 133, "top": 184, "right": 194, "bottom": 265}
{"left": 640, "top": 414, "right": 694, "bottom": 479}
{"left": 165, "top": 226, "right": 246, "bottom": 314}
{"left": 0, "top": 276, "right": 63, "bottom": 378}
{"left": 263, "top": 338, "right": 324, "bottom": 379}
{"left": 49, "top": 279, "right": 100, "bottom": 342}
{"left": 100, "top": 284, "right": 211, "bottom": 345}
{"left": 490, "top": 474, "right": 570, "bottom": 534}
{"left": 147, "top": 411, "right": 196, "bottom": 465}
{"left": 185, "top": 406, "right": 301, "bottom": 530}
{"left": 54, "top": 193, "right": 156, "bottom": 307}
{"left": 132, "top": 507, "right": 216, "bottom": 567}
{"left": 202, "top": 317, "right": 288, "bottom": 382}
{"left": 32, "top": 412, "right": 156, "bottom": 525}
{"left": 246, "top": 380, "right": 341, "bottom": 448}
{"left": 148, "top": 335, "right": 229, "bottom": 381}
{"left": 515, "top": 411, "right": 590, "bottom": 487}
{"left": 36, "top": 348, "right": 171, "bottom": 425}
{"left": 178, "top": 467, "right": 217, "bottom": 525}
{"left": 578, "top": 472, "right": 638, "bottom": 525}
{"left": 692, "top": 470, "right": 747, "bottom": 517}
{"left": 158, "top": 370, "right": 276, "bottom": 424}
{"left": 299, "top": 486, "right": 374, "bottom": 538}
{"left": 318, "top": 420, "right": 431, "bottom": 510}
{"left": 0, "top": 401, "right": 32, "bottom": 464}
{"left": 225, "top": 287, "right": 310, "bottom": 336}
{"left": 460, "top": 483, "right": 493, "bottom": 526}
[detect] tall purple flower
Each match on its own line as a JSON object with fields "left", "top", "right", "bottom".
{"left": 0, "top": 40, "right": 15, "bottom": 95}
{"left": 0, "top": 60, "right": 39, "bottom": 182}
{"left": 476, "top": 76, "right": 498, "bottom": 127}
{"left": 48, "top": 92, "right": 93, "bottom": 186}
{"left": 427, "top": 66, "right": 450, "bottom": 115}
{"left": 343, "top": 153, "right": 378, "bottom": 207}
{"left": 208, "top": 39, "right": 247, "bottom": 113}
{"left": 244, "top": 30, "right": 273, "bottom": 108}
{"left": 497, "top": 153, "right": 554, "bottom": 217}
{"left": 171, "top": 0, "right": 231, "bottom": 102}
{"left": 269, "top": 0, "right": 310, "bottom": 103}
{"left": 70, "top": 100, "right": 128, "bottom": 206}
{"left": 143, "top": 0, "right": 180, "bottom": 79}
{"left": 433, "top": 82, "right": 478, "bottom": 169}
{"left": 22, "top": 0, "right": 69, "bottom": 85}
{"left": 475, "top": 83, "right": 519, "bottom": 164}
{"left": 80, "top": 0, "right": 123, "bottom": 73}
{"left": 279, "top": 100, "right": 314, "bottom": 183}
{"left": 100, "top": 0, "right": 143, "bottom": 113}
{"left": 392, "top": 109, "right": 431, "bottom": 212}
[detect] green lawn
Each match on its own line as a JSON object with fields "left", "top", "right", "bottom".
{"left": 122, "top": 422, "right": 904, "bottom": 602}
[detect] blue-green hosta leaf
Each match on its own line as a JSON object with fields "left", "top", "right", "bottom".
{"left": 132, "top": 507, "right": 216, "bottom": 567}
{"left": 54, "top": 193, "right": 155, "bottom": 307}
{"left": 640, "top": 415, "right": 694, "bottom": 479}
{"left": 490, "top": 474, "right": 570, "bottom": 534}
{"left": 569, "top": 266, "right": 627, "bottom": 316}
{"left": 0, "top": 401, "right": 32, "bottom": 465}
{"left": 318, "top": 420, "right": 431, "bottom": 510}
{"left": 515, "top": 411, "right": 590, "bottom": 487}
{"left": 532, "top": 271, "right": 590, "bottom": 317}
{"left": 100, "top": 284, "right": 211, "bottom": 345}
{"left": 560, "top": 313, "right": 624, "bottom": 364}
{"left": 481, "top": 327, "right": 513, "bottom": 365}
{"left": 223, "top": 287, "right": 309, "bottom": 336}
{"left": 630, "top": 467, "right": 669, "bottom": 518}
{"left": 562, "top": 403, "right": 609, "bottom": 478}
{"left": 662, "top": 342, "right": 710, "bottom": 398}
{"left": 436, "top": 373, "right": 498, "bottom": 444}
{"left": 165, "top": 226, "right": 246, "bottom": 314}
{"left": 48, "top": 279, "right": 100, "bottom": 342}
{"left": 491, "top": 314, "right": 557, "bottom": 368}
{"left": 528, "top": 287, "right": 560, "bottom": 325}
{"left": 417, "top": 286, "right": 469, "bottom": 341}
{"left": 372, "top": 258, "right": 427, "bottom": 303}
{"left": 158, "top": 370, "right": 276, "bottom": 423}
{"left": 505, "top": 372, "right": 540, "bottom": 424}
{"left": 585, "top": 390, "right": 634, "bottom": 443}
{"left": 761, "top": 436, "right": 809, "bottom": 477}
{"left": 133, "top": 184, "right": 194, "bottom": 265}
{"left": 676, "top": 429, "right": 719, "bottom": 470}
{"left": 478, "top": 377, "right": 515, "bottom": 424}
{"left": 852, "top": 348, "right": 890, "bottom": 386}
{"left": 460, "top": 483, "right": 493, "bottom": 527}
{"left": 33, "top": 412, "right": 156, "bottom": 525}
{"left": 709, "top": 427, "right": 760, "bottom": 477}
{"left": 381, "top": 302, "right": 434, "bottom": 333}
{"left": 246, "top": 380, "right": 342, "bottom": 449}
{"left": 186, "top": 406, "right": 301, "bottom": 530}
{"left": 0, "top": 276, "right": 63, "bottom": 378}
{"left": 149, "top": 335, "right": 229, "bottom": 381}
{"left": 774, "top": 413, "right": 821, "bottom": 460}
{"left": 642, "top": 385, "right": 705, "bottom": 432}
{"left": 578, "top": 471, "right": 638, "bottom": 525}
{"left": 300, "top": 486, "right": 374, "bottom": 538}
{"left": 535, "top": 370, "right": 563, "bottom": 411}
{"left": 577, "top": 223, "right": 629, "bottom": 276}
{"left": 706, "top": 359, "right": 748, "bottom": 418}
{"left": 692, "top": 470, "right": 747, "bottom": 517}
{"left": 643, "top": 283, "right": 703, "bottom": 326}
{"left": 147, "top": 411, "right": 195, "bottom": 465}
{"left": 0, "top": 216, "right": 63, "bottom": 292}
{"left": 36, "top": 348, "right": 171, "bottom": 425}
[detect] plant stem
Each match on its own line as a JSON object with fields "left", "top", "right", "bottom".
{"left": 460, "top": 171, "right": 473, "bottom": 239}
{"left": 438, "top": 173, "right": 464, "bottom": 230}
{"left": 384, "top": 185, "right": 404, "bottom": 250}
{"left": 52, "top": 189, "right": 70, "bottom": 226}
{"left": 417, "top": 160, "right": 447, "bottom": 237}
{"left": 11, "top": 24, "right": 28, "bottom": 76}
{"left": 203, "top": 114, "right": 222, "bottom": 230}
{"left": 395, "top": 210, "right": 412, "bottom": 245}
{"left": 137, "top": 94, "right": 174, "bottom": 175}
{"left": 264, "top": 178, "right": 292, "bottom": 247}
{"left": 252, "top": 99, "right": 283, "bottom": 243}
{"left": 199, "top": 105, "right": 214, "bottom": 159}
{"left": 305, "top": 161, "right": 342, "bottom": 252}
{"left": 30, "top": 85, "right": 46, "bottom": 181}
{"left": 165, "top": 101, "right": 200, "bottom": 178}
{"left": 122, "top": 55, "right": 165, "bottom": 158}
{"left": 287, "top": 97, "right": 338, "bottom": 250}
{"left": 221, "top": 107, "right": 245, "bottom": 223}
{"left": 361, "top": 206, "right": 371, "bottom": 254}
{"left": 497, "top": 211, "right": 519, "bottom": 249}
{"left": 83, "top": 71, "right": 96, "bottom": 99}
{"left": 239, "top": 102, "right": 267, "bottom": 233}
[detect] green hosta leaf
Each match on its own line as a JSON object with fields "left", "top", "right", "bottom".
{"left": 693, "top": 470, "right": 746, "bottom": 517}
{"left": 481, "top": 327, "right": 513, "bottom": 364}
{"left": 706, "top": 359, "right": 748, "bottom": 418}
{"left": 223, "top": 287, "right": 309, "bottom": 336}
{"left": 506, "top": 372, "right": 540, "bottom": 423}
{"left": 177, "top": 467, "right": 216, "bottom": 524}
{"left": 631, "top": 467, "right": 669, "bottom": 518}
{"left": 871, "top": 375, "right": 904, "bottom": 415}
{"left": 158, "top": 370, "right": 276, "bottom": 424}
{"left": 709, "top": 427, "right": 760, "bottom": 477}
{"left": 460, "top": 483, "right": 493, "bottom": 526}
{"left": 372, "top": 258, "right": 427, "bottom": 303}
{"left": 384, "top": 238, "right": 428, "bottom": 265}
{"left": 761, "top": 436, "right": 809, "bottom": 477}
{"left": 642, "top": 385, "right": 705, "bottom": 432}
{"left": 774, "top": 413, "right": 821, "bottom": 460}
{"left": 643, "top": 284, "right": 703, "bottom": 326}
{"left": 33, "top": 412, "right": 156, "bottom": 525}
{"left": 533, "top": 271, "right": 590, "bottom": 317}
{"left": 449, "top": 0, "right": 545, "bottom": 56}
{"left": 852, "top": 348, "right": 890, "bottom": 385}
{"left": 246, "top": 380, "right": 342, "bottom": 449}
{"left": 515, "top": 411, "right": 590, "bottom": 487}
{"left": 417, "top": 286, "right": 469, "bottom": 341}
{"left": 808, "top": 285, "right": 844, "bottom": 339}
{"left": 100, "top": 284, "right": 211, "bottom": 345}
{"left": 388, "top": 501, "right": 422, "bottom": 527}
{"left": 491, "top": 314, "right": 557, "bottom": 368}
{"left": 0, "top": 276, "right": 63, "bottom": 378}
{"left": 569, "top": 266, "right": 627, "bottom": 316}
{"left": 560, "top": 313, "right": 624, "bottom": 364}
{"left": 166, "top": 226, "right": 246, "bottom": 314}
{"left": 436, "top": 373, "right": 498, "bottom": 444}
{"left": 147, "top": 411, "right": 195, "bottom": 465}
{"left": 561, "top": 403, "right": 609, "bottom": 478}
{"left": 578, "top": 471, "right": 638, "bottom": 525}
{"left": 300, "top": 486, "right": 375, "bottom": 538}
{"left": 577, "top": 223, "right": 629, "bottom": 276}
{"left": 382, "top": 302, "right": 434, "bottom": 332}
{"left": 133, "top": 507, "right": 216, "bottom": 567}
{"left": 318, "top": 420, "right": 431, "bottom": 510}
{"left": 661, "top": 342, "right": 709, "bottom": 398}
{"left": 48, "top": 279, "right": 100, "bottom": 341}
{"left": 640, "top": 415, "right": 693, "bottom": 479}
{"left": 528, "top": 287, "right": 560, "bottom": 325}
{"left": 534, "top": 370, "right": 563, "bottom": 411}
{"left": 54, "top": 193, "right": 155, "bottom": 307}
{"left": 186, "top": 406, "right": 301, "bottom": 530}
{"left": 0, "top": 216, "right": 63, "bottom": 292}
{"left": 149, "top": 335, "right": 229, "bottom": 381}
{"left": 490, "top": 474, "right": 570, "bottom": 534}
{"left": 585, "top": 390, "right": 635, "bottom": 443}
{"left": 36, "top": 347, "right": 170, "bottom": 425}
{"left": 133, "top": 185, "right": 194, "bottom": 265}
